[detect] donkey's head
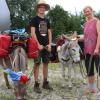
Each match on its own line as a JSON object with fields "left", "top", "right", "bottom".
{"left": 58, "top": 38, "right": 80, "bottom": 63}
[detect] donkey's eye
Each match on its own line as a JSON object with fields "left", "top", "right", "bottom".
{"left": 72, "top": 49, "right": 75, "bottom": 51}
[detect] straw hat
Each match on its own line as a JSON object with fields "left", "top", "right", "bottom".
{"left": 37, "top": 0, "right": 50, "bottom": 11}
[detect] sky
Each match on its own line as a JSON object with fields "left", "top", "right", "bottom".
{"left": 0, "top": 0, "right": 10, "bottom": 31}
{"left": 46, "top": 0, "right": 100, "bottom": 14}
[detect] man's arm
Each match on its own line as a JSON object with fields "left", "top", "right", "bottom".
{"left": 48, "top": 29, "right": 52, "bottom": 45}
{"left": 47, "top": 29, "right": 52, "bottom": 52}
{"left": 94, "top": 20, "right": 100, "bottom": 54}
{"left": 77, "top": 35, "right": 84, "bottom": 42}
{"left": 96, "top": 20, "right": 100, "bottom": 49}
{"left": 31, "top": 27, "right": 43, "bottom": 50}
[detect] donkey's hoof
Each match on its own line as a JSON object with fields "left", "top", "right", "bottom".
{"left": 7, "top": 85, "right": 12, "bottom": 89}
{"left": 61, "top": 83, "right": 66, "bottom": 88}
{"left": 68, "top": 85, "right": 72, "bottom": 89}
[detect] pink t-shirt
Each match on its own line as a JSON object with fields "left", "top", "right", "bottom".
{"left": 84, "top": 19, "right": 98, "bottom": 54}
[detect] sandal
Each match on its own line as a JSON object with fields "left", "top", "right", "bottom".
{"left": 16, "top": 98, "right": 27, "bottom": 100}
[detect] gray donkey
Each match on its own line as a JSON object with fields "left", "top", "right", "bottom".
{"left": 0, "top": 46, "right": 27, "bottom": 100}
{"left": 57, "top": 36, "right": 81, "bottom": 87}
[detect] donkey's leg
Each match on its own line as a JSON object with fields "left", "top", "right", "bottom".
{"left": 19, "top": 48, "right": 27, "bottom": 72}
{"left": 0, "top": 58, "right": 10, "bottom": 88}
{"left": 3, "top": 72, "right": 11, "bottom": 89}
{"left": 12, "top": 47, "right": 27, "bottom": 72}
{"left": 68, "top": 62, "right": 72, "bottom": 88}
{"left": 0, "top": 59, "right": 10, "bottom": 88}
{"left": 3, "top": 57, "right": 12, "bottom": 89}
{"left": 61, "top": 62, "right": 65, "bottom": 78}
{"left": 73, "top": 63, "right": 77, "bottom": 79}
{"left": 60, "top": 62, "right": 66, "bottom": 87}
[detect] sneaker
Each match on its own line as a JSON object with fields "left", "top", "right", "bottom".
{"left": 83, "top": 88, "right": 97, "bottom": 95}
{"left": 90, "top": 89, "right": 97, "bottom": 93}
{"left": 34, "top": 82, "right": 41, "bottom": 93}
{"left": 42, "top": 81, "right": 53, "bottom": 90}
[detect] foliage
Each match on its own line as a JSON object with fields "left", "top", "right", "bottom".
{"left": 47, "top": 5, "right": 86, "bottom": 39}
{"left": 7, "top": 0, "right": 37, "bottom": 29}
{"left": 47, "top": 5, "right": 70, "bottom": 38}
{"left": 6, "top": 1, "right": 100, "bottom": 39}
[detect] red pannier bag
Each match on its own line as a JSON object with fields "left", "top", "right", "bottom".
{"left": 0, "top": 34, "right": 11, "bottom": 58}
{"left": 27, "top": 37, "right": 39, "bottom": 58}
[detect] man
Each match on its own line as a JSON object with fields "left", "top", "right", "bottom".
{"left": 30, "top": 0, "right": 53, "bottom": 93}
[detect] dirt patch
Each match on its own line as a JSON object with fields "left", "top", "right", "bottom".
{"left": 0, "top": 64, "right": 100, "bottom": 100}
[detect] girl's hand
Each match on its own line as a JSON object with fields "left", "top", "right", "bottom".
{"left": 94, "top": 48, "right": 99, "bottom": 55}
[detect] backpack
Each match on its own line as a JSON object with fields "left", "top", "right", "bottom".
{"left": 27, "top": 37, "right": 39, "bottom": 58}
{"left": 0, "top": 34, "right": 11, "bottom": 58}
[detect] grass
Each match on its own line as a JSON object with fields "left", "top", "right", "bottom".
{"left": 0, "top": 59, "right": 99, "bottom": 100}
{"left": 0, "top": 95, "right": 14, "bottom": 100}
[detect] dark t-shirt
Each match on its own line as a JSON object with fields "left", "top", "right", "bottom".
{"left": 30, "top": 16, "right": 50, "bottom": 46}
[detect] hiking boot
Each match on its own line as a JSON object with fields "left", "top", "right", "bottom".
{"left": 42, "top": 81, "right": 53, "bottom": 90}
{"left": 34, "top": 82, "right": 41, "bottom": 93}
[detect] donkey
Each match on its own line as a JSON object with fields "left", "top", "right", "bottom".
{"left": 0, "top": 46, "right": 27, "bottom": 100}
{"left": 57, "top": 36, "right": 81, "bottom": 87}
{"left": 0, "top": 46, "right": 27, "bottom": 85}
{"left": 0, "top": 33, "right": 28, "bottom": 100}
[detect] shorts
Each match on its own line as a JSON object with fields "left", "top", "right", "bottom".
{"left": 85, "top": 54, "right": 100, "bottom": 76}
{"left": 34, "top": 49, "right": 50, "bottom": 64}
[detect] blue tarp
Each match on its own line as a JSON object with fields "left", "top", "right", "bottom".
{"left": 4, "top": 68, "right": 23, "bottom": 81}
{"left": 4, "top": 28, "right": 26, "bottom": 35}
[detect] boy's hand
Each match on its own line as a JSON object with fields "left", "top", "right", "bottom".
{"left": 46, "top": 44, "right": 51, "bottom": 52}
{"left": 38, "top": 44, "right": 43, "bottom": 50}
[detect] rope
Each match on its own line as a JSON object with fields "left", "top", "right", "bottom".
{"left": 78, "top": 45, "right": 87, "bottom": 78}
{"left": 96, "top": 55, "right": 100, "bottom": 90}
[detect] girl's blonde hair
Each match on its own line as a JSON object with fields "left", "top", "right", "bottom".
{"left": 83, "top": 6, "right": 93, "bottom": 12}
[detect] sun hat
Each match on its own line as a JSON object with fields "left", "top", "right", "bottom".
{"left": 37, "top": 0, "right": 50, "bottom": 11}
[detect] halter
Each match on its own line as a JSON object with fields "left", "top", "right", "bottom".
{"left": 61, "top": 39, "right": 80, "bottom": 63}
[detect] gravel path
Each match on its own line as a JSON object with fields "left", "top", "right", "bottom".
{"left": 0, "top": 63, "right": 100, "bottom": 100}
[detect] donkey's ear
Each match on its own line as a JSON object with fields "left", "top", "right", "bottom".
{"left": 57, "top": 46, "right": 61, "bottom": 52}
{"left": 71, "top": 37, "right": 77, "bottom": 41}
{"left": 65, "top": 40, "right": 69, "bottom": 46}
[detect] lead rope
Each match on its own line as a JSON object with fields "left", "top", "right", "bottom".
{"left": 79, "top": 46, "right": 87, "bottom": 78}
{"left": 97, "top": 55, "right": 100, "bottom": 91}
{"left": 69, "top": 44, "right": 87, "bottom": 79}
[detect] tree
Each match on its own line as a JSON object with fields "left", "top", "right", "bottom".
{"left": 47, "top": 5, "right": 70, "bottom": 39}
{"left": 67, "top": 13, "right": 84, "bottom": 34}
{"left": 7, "top": 0, "right": 37, "bottom": 29}
{"left": 95, "top": 11, "right": 100, "bottom": 19}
